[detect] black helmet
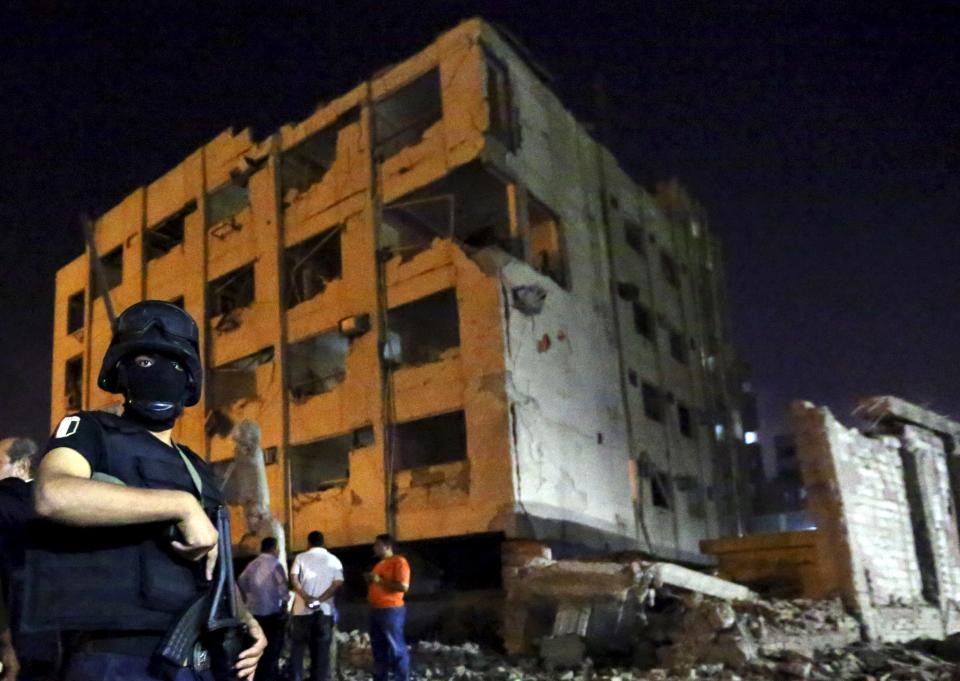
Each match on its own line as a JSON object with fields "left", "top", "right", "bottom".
{"left": 98, "top": 300, "right": 203, "bottom": 406}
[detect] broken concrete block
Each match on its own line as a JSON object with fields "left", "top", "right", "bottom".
{"left": 703, "top": 601, "right": 737, "bottom": 631}
{"left": 702, "top": 631, "right": 757, "bottom": 670}
{"left": 540, "top": 634, "right": 585, "bottom": 671}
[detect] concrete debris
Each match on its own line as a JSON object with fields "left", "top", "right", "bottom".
{"left": 331, "top": 619, "right": 960, "bottom": 680}
{"left": 510, "top": 285, "right": 546, "bottom": 315}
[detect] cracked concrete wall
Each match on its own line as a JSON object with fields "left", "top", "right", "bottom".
{"left": 792, "top": 399, "right": 960, "bottom": 641}
{"left": 478, "top": 26, "right": 742, "bottom": 558}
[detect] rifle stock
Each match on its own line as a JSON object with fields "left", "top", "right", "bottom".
{"left": 155, "top": 506, "right": 249, "bottom": 680}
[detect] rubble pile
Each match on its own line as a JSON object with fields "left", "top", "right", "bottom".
{"left": 331, "top": 599, "right": 960, "bottom": 680}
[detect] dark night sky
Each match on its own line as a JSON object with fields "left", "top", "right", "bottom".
{"left": 0, "top": 1, "right": 957, "bottom": 450}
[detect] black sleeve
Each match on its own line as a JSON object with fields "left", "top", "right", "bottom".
{"left": 0, "top": 479, "right": 32, "bottom": 530}
{"left": 45, "top": 413, "right": 107, "bottom": 473}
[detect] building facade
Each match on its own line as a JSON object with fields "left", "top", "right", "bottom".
{"left": 50, "top": 19, "right": 745, "bottom": 562}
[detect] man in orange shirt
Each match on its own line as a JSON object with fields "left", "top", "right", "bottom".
{"left": 365, "top": 534, "right": 410, "bottom": 681}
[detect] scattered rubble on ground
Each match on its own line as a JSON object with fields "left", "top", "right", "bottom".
{"left": 333, "top": 598, "right": 960, "bottom": 680}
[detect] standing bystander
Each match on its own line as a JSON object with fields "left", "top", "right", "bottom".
{"left": 289, "top": 531, "right": 343, "bottom": 681}
{"left": 365, "top": 534, "right": 410, "bottom": 681}
{"left": 237, "top": 537, "right": 288, "bottom": 681}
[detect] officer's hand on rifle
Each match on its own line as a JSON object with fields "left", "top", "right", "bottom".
{"left": 234, "top": 615, "right": 267, "bottom": 680}
{"left": 170, "top": 496, "right": 219, "bottom": 580}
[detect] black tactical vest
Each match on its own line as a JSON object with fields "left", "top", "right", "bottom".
{"left": 22, "top": 411, "right": 224, "bottom": 632}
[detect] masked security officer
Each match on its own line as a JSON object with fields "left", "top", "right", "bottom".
{"left": 25, "top": 301, "right": 266, "bottom": 681}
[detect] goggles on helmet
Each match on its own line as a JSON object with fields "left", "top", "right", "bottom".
{"left": 114, "top": 303, "right": 197, "bottom": 344}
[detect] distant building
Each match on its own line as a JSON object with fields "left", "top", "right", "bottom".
{"left": 50, "top": 19, "right": 747, "bottom": 563}
{"left": 748, "top": 433, "right": 814, "bottom": 533}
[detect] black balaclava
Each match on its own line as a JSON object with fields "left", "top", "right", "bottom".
{"left": 119, "top": 354, "right": 189, "bottom": 432}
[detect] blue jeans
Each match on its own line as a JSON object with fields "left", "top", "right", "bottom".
{"left": 63, "top": 651, "right": 215, "bottom": 681}
{"left": 369, "top": 607, "right": 409, "bottom": 681}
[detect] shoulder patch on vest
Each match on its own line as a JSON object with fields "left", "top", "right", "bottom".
{"left": 55, "top": 415, "right": 81, "bottom": 438}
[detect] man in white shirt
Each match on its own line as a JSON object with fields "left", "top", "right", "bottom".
{"left": 238, "top": 537, "right": 288, "bottom": 681}
{"left": 290, "top": 531, "right": 343, "bottom": 681}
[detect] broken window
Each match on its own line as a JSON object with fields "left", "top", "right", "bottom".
{"left": 65, "top": 355, "right": 83, "bottom": 411}
{"left": 373, "top": 69, "right": 443, "bottom": 160}
{"left": 527, "top": 196, "right": 568, "bottom": 288}
{"left": 287, "top": 331, "right": 349, "bottom": 400}
{"left": 211, "top": 459, "right": 242, "bottom": 500}
{"left": 385, "top": 289, "right": 460, "bottom": 367}
{"left": 290, "top": 433, "right": 352, "bottom": 494}
{"left": 624, "top": 220, "right": 645, "bottom": 256}
{"left": 93, "top": 246, "right": 123, "bottom": 297}
{"left": 661, "top": 251, "right": 680, "bottom": 288}
{"left": 145, "top": 202, "right": 195, "bottom": 261}
{"left": 642, "top": 382, "right": 664, "bottom": 422}
{"left": 633, "top": 302, "right": 653, "bottom": 340}
{"left": 67, "top": 290, "right": 84, "bottom": 334}
{"left": 381, "top": 162, "right": 512, "bottom": 259}
{"left": 283, "top": 226, "right": 343, "bottom": 309}
{"left": 209, "top": 347, "right": 273, "bottom": 410}
{"left": 207, "top": 182, "right": 249, "bottom": 226}
{"left": 651, "top": 471, "right": 673, "bottom": 509}
{"left": 207, "top": 264, "right": 255, "bottom": 319}
{"left": 670, "top": 331, "right": 688, "bottom": 364}
{"left": 281, "top": 108, "right": 359, "bottom": 198}
{"left": 394, "top": 410, "right": 467, "bottom": 470}
{"left": 485, "top": 50, "right": 517, "bottom": 150}
{"left": 687, "top": 483, "right": 707, "bottom": 518}
{"left": 677, "top": 403, "right": 693, "bottom": 438}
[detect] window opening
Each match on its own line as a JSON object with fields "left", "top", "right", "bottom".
{"left": 678, "top": 403, "right": 693, "bottom": 438}
{"left": 394, "top": 410, "right": 467, "bottom": 470}
{"left": 207, "top": 182, "right": 249, "bottom": 226}
{"left": 385, "top": 289, "right": 460, "bottom": 367}
{"left": 281, "top": 108, "right": 360, "bottom": 198}
{"left": 527, "top": 195, "right": 568, "bottom": 288}
{"left": 290, "top": 433, "right": 352, "bottom": 493}
{"left": 651, "top": 471, "right": 673, "bottom": 509}
{"left": 94, "top": 246, "right": 123, "bottom": 297}
{"left": 209, "top": 347, "right": 274, "bottom": 410}
{"left": 642, "top": 382, "right": 663, "bottom": 422}
{"left": 67, "top": 290, "right": 84, "bottom": 334}
{"left": 207, "top": 264, "right": 255, "bottom": 319}
{"left": 624, "top": 220, "right": 645, "bottom": 256}
{"left": 661, "top": 251, "right": 680, "bottom": 288}
{"left": 145, "top": 202, "right": 195, "bottom": 261}
{"left": 485, "top": 51, "right": 517, "bottom": 150}
{"left": 211, "top": 459, "right": 242, "bottom": 500}
{"left": 283, "top": 226, "right": 343, "bottom": 309}
{"left": 373, "top": 69, "right": 442, "bottom": 160}
{"left": 380, "top": 162, "right": 509, "bottom": 260}
{"left": 65, "top": 355, "right": 83, "bottom": 411}
{"left": 287, "top": 331, "right": 349, "bottom": 400}
{"left": 633, "top": 302, "right": 653, "bottom": 340}
{"left": 670, "top": 331, "right": 688, "bottom": 364}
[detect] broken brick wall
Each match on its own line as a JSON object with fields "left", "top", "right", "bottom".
{"left": 792, "top": 399, "right": 960, "bottom": 641}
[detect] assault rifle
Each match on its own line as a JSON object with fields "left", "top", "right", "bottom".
{"left": 154, "top": 506, "right": 250, "bottom": 680}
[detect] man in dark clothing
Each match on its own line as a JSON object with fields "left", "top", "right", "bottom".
{"left": 25, "top": 301, "right": 266, "bottom": 681}
{"left": 0, "top": 439, "right": 52, "bottom": 680}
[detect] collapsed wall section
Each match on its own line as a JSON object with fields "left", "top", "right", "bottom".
{"left": 791, "top": 399, "right": 960, "bottom": 641}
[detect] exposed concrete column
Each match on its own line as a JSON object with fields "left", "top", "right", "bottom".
{"left": 506, "top": 182, "right": 530, "bottom": 262}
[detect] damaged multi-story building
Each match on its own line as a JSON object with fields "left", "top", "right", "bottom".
{"left": 49, "top": 18, "right": 747, "bottom": 580}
